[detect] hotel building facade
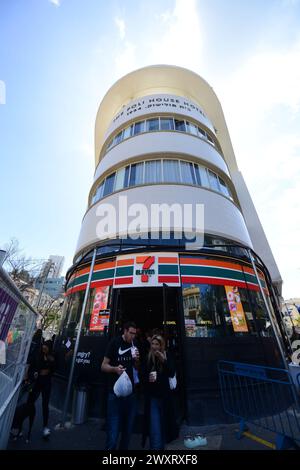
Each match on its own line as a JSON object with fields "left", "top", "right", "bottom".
{"left": 55, "top": 66, "right": 288, "bottom": 423}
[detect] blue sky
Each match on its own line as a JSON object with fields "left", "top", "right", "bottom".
{"left": 0, "top": 0, "right": 299, "bottom": 298}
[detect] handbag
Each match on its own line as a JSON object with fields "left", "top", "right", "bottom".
{"left": 169, "top": 373, "right": 177, "bottom": 390}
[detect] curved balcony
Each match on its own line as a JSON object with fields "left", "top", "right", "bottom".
{"left": 75, "top": 185, "right": 252, "bottom": 257}
{"left": 94, "top": 131, "right": 230, "bottom": 182}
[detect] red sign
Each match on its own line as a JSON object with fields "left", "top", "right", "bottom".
{"left": 89, "top": 286, "right": 110, "bottom": 331}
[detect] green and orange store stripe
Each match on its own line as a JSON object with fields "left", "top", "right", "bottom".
{"left": 65, "top": 255, "right": 269, "bottom": 295}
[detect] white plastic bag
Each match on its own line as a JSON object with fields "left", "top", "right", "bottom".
{"left": 169, "top": 373, "right": 177, "bottom": 390}
{"left": 113, "top": 371, "right": 133, "bottom": 397}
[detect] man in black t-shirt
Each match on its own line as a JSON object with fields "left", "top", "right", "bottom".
{"left": 101, "top": 321, "right": 140, "bottom": 450}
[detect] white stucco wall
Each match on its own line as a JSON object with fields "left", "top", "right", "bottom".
{"left": 94, "top": 131, "right": 229, "bottom": 184}
{"left": 231, "top": 170, "right": 282, "bottom": 290}
{"left": 75, "top": 185, "right": 252, "bottom": 258}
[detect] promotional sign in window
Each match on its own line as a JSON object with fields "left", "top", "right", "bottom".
{"left": 89, "top": 286, "right": 110, "bottom": 331}
{"left": 225, "top": 285, "right": 248, "bottom": 333}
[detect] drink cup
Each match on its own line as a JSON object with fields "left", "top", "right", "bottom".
{"left": 131, "top": 346, "right": 138, "bottom": 359}
{"left": 149, "top": 371, "right": 157, "bottom": 382}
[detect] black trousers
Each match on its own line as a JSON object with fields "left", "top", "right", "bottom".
{"left": 28, "top": 375, "right": 52, "bottom": 427}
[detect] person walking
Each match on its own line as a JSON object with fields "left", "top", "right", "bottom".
{"left": 101, "top": 321, "right": 140, "bottom": 450}
{"left": 142, "top": 335, "right": 179, "bottom": 450}
{"left": 27, "top": 339, "right": 55, "bottom": 438}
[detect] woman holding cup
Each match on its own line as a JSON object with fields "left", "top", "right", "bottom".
{"left": 141, "top": 335, "right": 178, "bottom": 450}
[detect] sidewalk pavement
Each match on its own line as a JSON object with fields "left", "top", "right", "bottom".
{"left": 6, "top": 398, "right": 295, "bottom": 451}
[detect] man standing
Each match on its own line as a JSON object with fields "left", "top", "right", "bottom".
{"left": 101, "top": 321, "right": 140, "bottom": 450}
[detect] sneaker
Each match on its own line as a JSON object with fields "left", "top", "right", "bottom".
{"left": 194, "top": 434, "right": 207, "bottom": 446}
{"left": 43, "top": 427, "right": 51, "bottom": 437}
{"left": 184, "top": 435, "right": 199, "bottom": 449}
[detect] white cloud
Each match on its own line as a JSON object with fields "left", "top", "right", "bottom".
{"left": 215, "top": 39, "right": 300, "bottom": 298}
{"left": 0, "top": 80, "right": 5, "bottom": 104}
{"left": 113, "top": 0, "right": 203, "bottom": 80}
{"left": 115, "top": 41, "right": 137, "bottom": 78}
{"left": 149, "top": 0, "right": 203, "bottom": 71}
{"left": 49, "top": 0, "right": 61, "bottom": 6}
{"left": 114, "top": 17, "right": 126, "bottom": 40}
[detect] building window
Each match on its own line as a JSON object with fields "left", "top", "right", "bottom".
{"left": 163, "top": 160, "right": 180, "bottom": 183}
{"left": 180, "top": 161, "right": 196, "bottom": 184}
{"left": 103, "top": 172, "right": 115, "bottom": 197}
{"left": 133, "top": 121, "right": 145, "bottom": 135}
{"left": 197, "top": 127, "right": 206, "bottom": 138}
{"left": 91, "top": 159, "right": 233, "bottom": 205}
{"left": 113, "top": 130, "right": 123, "bottom": 146}
{"left": 129, "top": 162, "right": 144, "bottom": 186}
{"left": 145, "top": 160, "right": 162, "bottom": 184}
{"left": 104, "top": 116, "right": 217, "bottom": 154}
{"left": 123, "top": 125, "right": 133, "bottom": 140}
{"left": 174, "top": 119, "right": 186, "bottom": 132}
{"left": 194, "top": 164, "right": 201, "bottom": 185}
{"left": 208, "top": 170, "right": 220, "bottom": 192}
{"left": 115, "top": 167, "right": 126, "bottom": 191}
{"left": 186, "top": 121, "right": 198, "bottom": 136}
{"left": 146, "top": 118, "right": 159, "bottom": 132}
{"left": 92, "top": 181, "right": 104, "bottom": 204}
{"left": 218, "top": 177, "right": 231, "bottom": 198}
{"left": 124, "top": 165, "right": 130, "bottom": 188}
{"left": 160, "top": 117, "right": 174, "bottom": 130}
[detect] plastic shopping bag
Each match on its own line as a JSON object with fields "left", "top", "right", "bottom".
{"left": 113, "top": 371, "right": 133, "bottom": 397}
{"left": 169, "top": 373, "right": 177, "bottom": 390}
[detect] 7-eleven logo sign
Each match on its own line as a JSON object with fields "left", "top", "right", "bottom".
{"left": 136, "top": 256, "right": 155, "bottom": 282}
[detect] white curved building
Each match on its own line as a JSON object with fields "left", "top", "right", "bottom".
{"left": 57, "top": 66, "right": 287, "bottom": 424}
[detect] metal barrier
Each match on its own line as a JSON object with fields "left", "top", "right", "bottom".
{"left": 0, "top": 266, "right": 37, "bottom": 449}
{"left": 218, "top": 360, "right": 300, "bottom": 450}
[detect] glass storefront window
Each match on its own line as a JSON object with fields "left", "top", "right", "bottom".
{"left": 163, "top": 160, "right": 180, "bottom": 183}
{"left": 146, "top": 118, "right": 159, "bottom": 132}
{"left": 160, "top": 117, "right": 174, "bottom": 130}
{"left": 182, "top": 283, "right": 269, "bottom": 338}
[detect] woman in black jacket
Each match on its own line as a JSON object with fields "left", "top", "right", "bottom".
{"left": 142, "top": 335, "right": 179, "bottom": 450}
{"left": 27, "top": 339, "right": 55, "bottom": 438}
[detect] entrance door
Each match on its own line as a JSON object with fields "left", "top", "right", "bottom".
{"left": 110, "top": 286, "right": 187, "bottom": 422}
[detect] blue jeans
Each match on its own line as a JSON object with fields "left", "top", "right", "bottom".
{"left": 149, "top": 397, "right": 164, "bottom": 450}
{"left": 105, "top": 392, "right": 137, "bottom": 450}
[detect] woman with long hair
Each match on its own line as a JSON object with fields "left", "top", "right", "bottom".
{"left": 142, "top": 335, "right": 178, "bottom": 450}
{"left": 27, "top": 339, "right": 55, "bottom": 437}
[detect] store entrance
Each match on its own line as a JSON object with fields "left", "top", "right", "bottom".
{"left": 111, "top": 286, "right": 187, "bottom": 422}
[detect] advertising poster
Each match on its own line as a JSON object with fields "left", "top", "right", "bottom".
{"left": 225, "top": 285, "right": 248, "bottom": 333}
{"left": 89, "top": 286, "right": 110, "bottom": 332}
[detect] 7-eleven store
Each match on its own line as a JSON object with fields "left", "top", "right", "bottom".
{"left": 56, "top": 249, "right": 284, "bottom": 424}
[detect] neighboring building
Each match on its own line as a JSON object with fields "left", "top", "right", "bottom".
{"left": 49, "top": 255, "right": 65, "bottom": 278}
{"left": 55, "top": 65, "right": 288, "bottom": 424}
{"left": 40, "top": 255, "right": 65, "bottom": 280}
{"left": 35, "top": 276, "right": 64, "bottom": 300}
